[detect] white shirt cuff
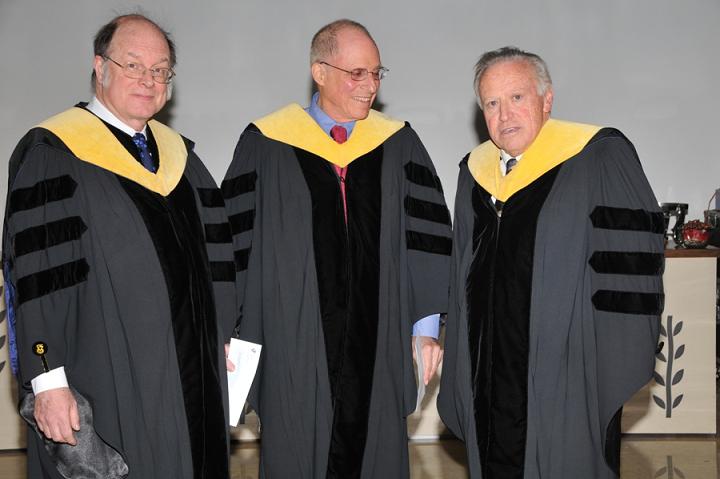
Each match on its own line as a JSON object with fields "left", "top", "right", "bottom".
{"left": 31, "top": 366, "right": 69, "bottom": 394}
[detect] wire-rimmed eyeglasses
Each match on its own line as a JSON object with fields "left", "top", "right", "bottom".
{"left": 103, "top": 56, "right": 175, "bottom": 84}
{"left": 319, "top": 61, "right": 389, "bottom": 81}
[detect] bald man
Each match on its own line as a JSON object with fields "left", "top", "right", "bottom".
{"left": 223, "top": 19, "right": 451, "bottom": 479}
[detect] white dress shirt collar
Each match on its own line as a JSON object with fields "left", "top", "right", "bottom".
{"left": 500, "top": 150, "right": 523, "bottom": 176}
{"left": 86, "top": 96, "right": 147, "bottom": 138}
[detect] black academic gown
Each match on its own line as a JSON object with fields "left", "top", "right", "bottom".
{"left": 222, "top": 104, "right": 451, "bottom": 479}
{"left": 2, "top": 106, "right": 235, "bottom": 478}
{"left": 438, "top": 119, "right": 664, "bottom": 479}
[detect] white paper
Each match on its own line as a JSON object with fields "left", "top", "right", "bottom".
{"left": 227, "top": 338, "right": 262, "bottom": 427}
{"left": 414, "top": 336, "right": 426, "bottom": 410}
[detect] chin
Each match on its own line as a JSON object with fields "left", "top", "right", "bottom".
{"left": 352, "top": 108, "right": 372, "bottom": 121}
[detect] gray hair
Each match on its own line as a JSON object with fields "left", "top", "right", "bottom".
{"left": 91, "top": 13, "right": 176, "bottom": 91}
{"left": 473, "top": 46, "right": 552, "bottom": 108}
{"left": 310, "top": 19, "right": 376, "bottom": 64}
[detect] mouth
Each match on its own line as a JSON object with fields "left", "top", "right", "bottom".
{"left": 352, "top": 96, "right": 373, "bottom": 104}
{"left": 500, "top": 126, "right": 520, "bottom": 135}
{"left": 132, "top": 93, "right": 155, "bottom": 101}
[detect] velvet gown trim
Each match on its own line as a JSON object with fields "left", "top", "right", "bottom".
{"left": 467, "top": 165, "right": 561, "bottom": 479}
{"left": 294, "top": 144, "right": 383, "bottom": 479}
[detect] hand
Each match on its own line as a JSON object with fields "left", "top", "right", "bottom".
{"left": 34, "top": 387, "right": 80, "bottom": 445}
{"left": 225, "top": 343, "right": 236, "bottom": 372}
{"left": 412, "top": 336, "right": 443, "bottom": 386}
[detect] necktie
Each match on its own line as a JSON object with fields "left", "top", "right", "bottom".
{"left": 496, "top": 158, "right": 517, "bottom": 212}
{"left": 132, "top": 133, "right": 157, "bottom": 173}
{"left": 330, "top": 125, "right": 348, "bottom": 144}
{"left": 330, "top": 125, "right": 348, "bottom": 222}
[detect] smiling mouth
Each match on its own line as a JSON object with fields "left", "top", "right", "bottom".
{"left": 353, "top": 96, "right": 372, "bottom": 103}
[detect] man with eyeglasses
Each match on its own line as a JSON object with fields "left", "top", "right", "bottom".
{"left": 438, "top": 46, "right": 663, "bottom": 479}
{"left": 3, "top": 13, "right": 234, "bottom": 478}
{"left": 223, "top": 18, "right": 451, "bottom": 479}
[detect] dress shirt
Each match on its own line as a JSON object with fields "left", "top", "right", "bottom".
{"left": 87, "top": 96, "right": 147, "bottom": 137}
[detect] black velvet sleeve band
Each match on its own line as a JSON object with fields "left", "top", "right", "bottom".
{"left": 9, "top": 175, "right": 78, "bottom": 217}
{"left": 204, "top": 223, "right": 233, "bottom": 244}
{"left": 590, "top": 206, "right": 665, "bottom": 234}
{"left": 406, "top": 230, "right": 452, "bottom": 256}
{"left": 17, "top": 259, "right": 89, "bottom": 305}
{"left": 404, "top": 196, "right": 451, "bottom": 225}
{"left": 589, "top": 251, "right": 664, "bottom": 276}
{"left": 592, "top": 290, "right": 664, "bottom": 315}
{"left": 221, "top": 171, "right": 257, "bottom": 200}
{"left": 14, "top": 216, "right": 87, "bottom": 257}
{"left": 229, "top": 210, "right": 256, "bottom": 235}
{"left": 404, "top": 162, "right": 443, "bottom": 193}
{"left": 196, "top": 188, "right": 225, "bottom": 208}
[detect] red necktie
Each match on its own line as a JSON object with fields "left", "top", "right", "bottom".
{"left": 330, "top": 125, "right": 348, "bottom": 222}
{"left": 330, "top": 125, "right": 348, "bottom": 144}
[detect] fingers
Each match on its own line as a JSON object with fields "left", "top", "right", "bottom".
{"left": 225, "top": 343, "right": 236, "bottom": 372}
{"left": 423, "top": 343, "right": 438, "bottom": 385}
{"left": 419, "top": 337, "right": 443, "bottom": 385}
{"left": 412, "top": 336, "right": 445, "bottom": 385}
{"left": 34, "top": 388, "right": 79, "bottom": 445}
{"left": 226, "top": 358, "right": 236, "bottom": 372}
{"left": 70, "top": 400, "right": 80, "bottom": 431}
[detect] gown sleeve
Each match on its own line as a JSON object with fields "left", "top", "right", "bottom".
{"left": 4, "top": 137, "right": 89, "bottom": 390}
{"left": 402, "top": 128, "right": 453, "bottom": 322}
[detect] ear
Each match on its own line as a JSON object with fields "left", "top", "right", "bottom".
{"left": 311, "top": 62, "right": 326, "bottom": 87}
{"left": 93, "top": 55, "right": 106, "bottom": 87}
{"left": 542, "top": 86, "right": 554, "bottom": 115}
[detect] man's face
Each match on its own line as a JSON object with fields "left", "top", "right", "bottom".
{"left": 312, "top": 28, "right": 381, "bottom": 123}
{"left": 478, "top": 60, "right": 553, "bottom": 157}
{"left": 94, "top": 19, "right": 171, "bottom": 131}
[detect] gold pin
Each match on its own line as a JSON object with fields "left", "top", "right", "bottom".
{"left": 32, "top": 342, "right": 50, "bottom": 373}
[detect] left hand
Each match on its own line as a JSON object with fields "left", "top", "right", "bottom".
{"left": 225, "top": 343, "right": 236, "bottom": 372}
{"left": 412, "top": 336, "right": 443, "bottom": 385}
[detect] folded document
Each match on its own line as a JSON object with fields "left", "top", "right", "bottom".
{"left": 227, "top": 338, "right": 262, "bottom": 427}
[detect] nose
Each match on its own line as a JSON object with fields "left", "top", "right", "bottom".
{"left": 139, "top": 69, "right": 155, "bottom": 88}
{"left": 365, "top": 75, "right": 379, "bottom": 93}
{"left": 498, "top": 102, "right": 509, "bottom": 122}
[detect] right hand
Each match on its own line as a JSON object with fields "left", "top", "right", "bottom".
{"left": 34, "top": 387, "right": 80, "bottom": 445}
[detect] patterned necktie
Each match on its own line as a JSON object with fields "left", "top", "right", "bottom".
{"left": 330, "top": 125, "right": 348, "bottom": 222}
{"left": 496, "top": 158, "right": 518, "bottom": 212}
{"left": 132, "top": 133, "right": 157, "bottom": 173}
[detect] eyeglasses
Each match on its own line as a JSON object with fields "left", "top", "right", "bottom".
{"left": 319, "top": 61, "right": 389, "bottom": 81}
{"left": 103, "top": 56, "right": 175, "bottom": 84}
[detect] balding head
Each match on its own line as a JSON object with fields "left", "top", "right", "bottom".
{"left": 310, "top": 19, "right": 376, "bottom": 65}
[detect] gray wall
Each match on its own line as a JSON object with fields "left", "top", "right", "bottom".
{"left": 2, "top": 0, "right": 720, "bottom": 221}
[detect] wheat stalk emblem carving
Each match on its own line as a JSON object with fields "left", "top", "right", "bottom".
{"left": 652, "top": 315, "right": 684, "bottom": 417}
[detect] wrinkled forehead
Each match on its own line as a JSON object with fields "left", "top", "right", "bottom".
{"left": 480, "top": 59, "right": 538, "bottom": 93}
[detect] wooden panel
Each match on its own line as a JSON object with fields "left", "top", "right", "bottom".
{"left": 623, "top": 257, "right": 717, "bottom": 433}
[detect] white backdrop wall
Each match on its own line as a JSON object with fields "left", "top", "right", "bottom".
{"left": 2, "top": 0, "right": 720, "bottom": 218}
{"left": 1, "top": 0, "right": 719, "bottom": 445}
